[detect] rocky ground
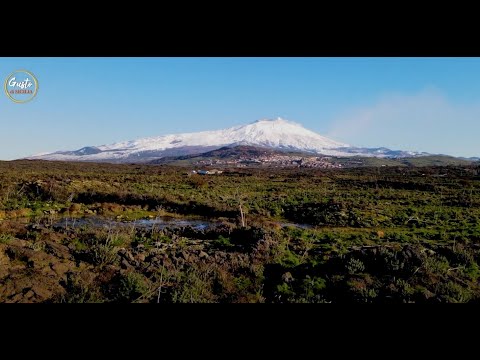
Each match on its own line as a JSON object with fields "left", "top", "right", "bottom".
{"left": 0, "top": 218, "right": 268, "bottom": 303}
{"left": 2, "top": 162, "right": 480, "bottom": 303}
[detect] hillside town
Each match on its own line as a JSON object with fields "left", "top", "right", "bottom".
{"left": 193, "top": 154, "right": 343, "bottom": 169}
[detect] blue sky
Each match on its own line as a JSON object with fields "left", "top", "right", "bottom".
{"left": 1, "top": 57, "right": 480, "bottom": 159}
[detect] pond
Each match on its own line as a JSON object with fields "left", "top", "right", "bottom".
{"left": 53, "top": 216, "right": 219, "bottom": 231}
{"left": 51, "top": 216, "right": 314, "bottom": 231}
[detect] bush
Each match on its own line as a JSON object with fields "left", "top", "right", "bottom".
{"left": 60, "top": 274, "right": 102, "bottom": 303}
{"left": 0, "top": 233, "right": 14, "bottom": 244}
{"left": 117, "top": 272, "right": 148, "bottom": 302}
{"left": 214, "top": 235, "right": 233, "bottom": 248}
{"left": 89, "top": 241, "right": 118, "bottom": 267}
{"left": 437, "top": 282, "right": 472, "bottom": 303}
{"left": 346, "top": 258, "right": 366, "bottom": 274}
{"left": 172, "top": 268, "right": 216, "bottom": 303}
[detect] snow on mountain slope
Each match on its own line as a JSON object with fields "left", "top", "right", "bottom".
{"left": 98, "top": 118, "right": 346, "bottom": 152}
{"left": 27, "top": 118, "right": 354, "bottom": 162}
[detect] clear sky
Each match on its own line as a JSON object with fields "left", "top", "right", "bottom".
{"left": 1, "top": 57, "right": 480, "bottom": 160}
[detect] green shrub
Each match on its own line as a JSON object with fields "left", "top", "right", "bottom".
{"left": 301, "top": 275, "right": 327, "bottom": 299}
{"left": 346, "top": 258, "right": 366, "bottom": 274}
{"left": 358, "top": 288, "right": 378, "bottom": 303}
{"left": 277, "top": 249, "right": 302, "bottom": 268}
{"left": 464, "top": 262, "right": 480, "bottom": 281}
{"left": 117, "top": 272, "right": 148, "bottom": 302}
{"left": 172, "top": 268, "right": 216, "bottom": 303}
{"left": 60, "top": 275, "right": 103, "bottom": 303}
{"left": 276, "top": 282, "right": 294, "bottom": 298}
{"left": 437, "top": 281, "right": 472, "bottom": 303}
{"left": 215, "top": 235, "right": 233, "bottom": 248}
{"left": 90, "top": 241, "right": 118, "bottom": 267}
{"left": 424, "top": 256, "right": 450, "bottom": 275}
{"left": 0, "top": 233, "right": 14, "bottom": 244}
{"left": 234, "top": 275, "right": 252, "bottom": 292}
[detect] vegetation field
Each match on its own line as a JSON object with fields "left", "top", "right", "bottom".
{"left": 1, "top": 160, "right": 480, "bottom": 303}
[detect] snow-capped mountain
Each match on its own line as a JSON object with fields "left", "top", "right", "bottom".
{"left": 25, "top": 118, "right": 427, "bottom": 163}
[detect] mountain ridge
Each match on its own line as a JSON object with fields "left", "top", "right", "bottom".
{"left": 26, "top": 117, "right": 438, "bottom": 163}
